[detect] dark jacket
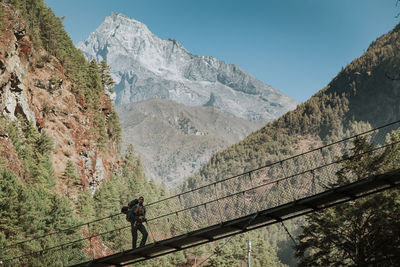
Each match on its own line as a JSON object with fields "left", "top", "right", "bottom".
{"left": 131, "top": 204, "right": 146, "bottom": 223}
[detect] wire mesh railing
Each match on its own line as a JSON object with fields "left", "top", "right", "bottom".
{"left": 2, "top": 120, "right": 400, "bottom": 266}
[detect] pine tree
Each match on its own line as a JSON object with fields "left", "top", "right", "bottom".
{"left": 0, "top": 170, "right": 23, "bottom": 242}
{"left": 63, "top": 160, "right": 80, "bottom": 196}
{"left": 295, "top": 135, "right": 400, "bottom": 266}
{"left": 45, "top": 195, "right": 86, "bottom": 265}
{"left": 107, "top": 110, "right": 122, "bottom": 151}
{"left": 95, "top": 111, "right": 108, "bottom": 151}
{"left": 35, "top": 131, "right": 54, "bottom": 155}
{"left": 93, "top": 177, "right": 122, "bottom": 236}
{"left": 98, "top": 60, "right": 115, "bottom": 94}
{"left": 86, "top": 59, "right": 102, "bottom": 108}
{"left": 63, "top": 160, "right": 80, "bottom": 185}
{"left": 33, "top": 154, "right": 56, "bottom": 187}
{"left": 76, "top": 191, "right": 95, "bottom": 221}
{"left": 252, "top": 234, "right": 286, "bottom": 267}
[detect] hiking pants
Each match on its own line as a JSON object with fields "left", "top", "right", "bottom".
{"left": 131, "top": 223, "right": 148, "bottom": 249}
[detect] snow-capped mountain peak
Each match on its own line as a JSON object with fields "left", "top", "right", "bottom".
{"left": 77, "top": 13, "right": 298, "bottom": 121}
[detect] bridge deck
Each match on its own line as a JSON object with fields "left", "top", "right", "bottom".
{"left": 72, "top": 170, "right": 400, "bottom": 267}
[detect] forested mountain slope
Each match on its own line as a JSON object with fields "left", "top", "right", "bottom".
{"left": 178, "top": 22, "right": 400, "bottom": 266}
{"left": 181, "top": 23, "right": 400, "bottom": 192}
{"left": 0, "top": 0, "right": 121, "bottom": 193}
{"left": 0, "top": 0, "right": 124, "bottom": 263}
{"left": 0, "top": 1, "right": 170, "bottom": 265}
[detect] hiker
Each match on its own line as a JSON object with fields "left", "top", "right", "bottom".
{"left": 129, "top": 196, "right": 148, "bottom": 249}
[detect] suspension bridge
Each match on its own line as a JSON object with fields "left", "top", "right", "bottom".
{"left": 2, "top": 121, "right": 400, "bottom": 266}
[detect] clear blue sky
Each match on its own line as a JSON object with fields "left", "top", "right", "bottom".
{"left": 45, "top": 0, "right": 398, "bottom": 102}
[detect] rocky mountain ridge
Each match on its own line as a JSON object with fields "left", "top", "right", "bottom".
{"left": 78, "top": 13, "right": 298, "bottom": 121}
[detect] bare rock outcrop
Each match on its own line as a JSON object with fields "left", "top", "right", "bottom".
{"left": 0, "top": 4, "right": 121, "bottom": 194}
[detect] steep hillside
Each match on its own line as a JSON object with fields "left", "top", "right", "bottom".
{"left": 0, "top": 2, "right": 121, "bottom": 193}
{"left": 181, "top": 23, "right": 400, "bottom": 191}
{"left": 0, "top": 1, "right": 123, "bottom": 265}
{"left": 78, "top": 13, "right": 298, "bottom": 121}
{"left": 116, "top": 99, "right": 264, "bottom": 186}
{"left": 179, "top": 22, "right": 400, "bottom": 266}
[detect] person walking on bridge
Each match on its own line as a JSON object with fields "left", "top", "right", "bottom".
{"left": 130, "top": 196, "right": 148, "bottom": 249}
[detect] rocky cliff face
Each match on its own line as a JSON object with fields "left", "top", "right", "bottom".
{"left": 0, "top": 5, "right": 120, "bottom": 193}
{"left": 116, "top": 99, "right": 264, "bottom": 186}
{"left": 77, "top": 13, "right": 298, "bottom": 121}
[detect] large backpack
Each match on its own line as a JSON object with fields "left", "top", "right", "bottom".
{"left": 121, "top": 199, "right": 138, "bottom": 222}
